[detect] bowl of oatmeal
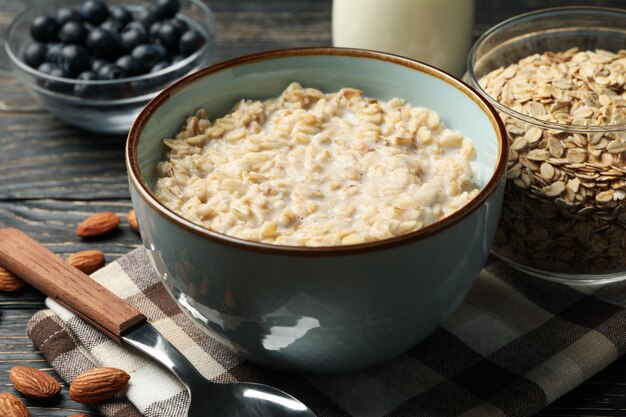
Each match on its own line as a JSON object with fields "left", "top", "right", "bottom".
{"left": 126, "top": 48, "right": 507, "bottom": 372}
{"left": 467, "top": 7, "right": 626, "bottom": 283}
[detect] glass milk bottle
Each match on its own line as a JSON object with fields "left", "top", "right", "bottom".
{"left": 332, "top": 0, "right": 474, "bottom": 77}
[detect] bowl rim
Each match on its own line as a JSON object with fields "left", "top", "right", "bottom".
{"left": 467, "top": 5, "right": 626, "bottom": 133}
{"left": 126, "top": 47, "right": 508, "bottom": 256}
{"left": 4, "top": 0, "right": 216, "bottom": 86}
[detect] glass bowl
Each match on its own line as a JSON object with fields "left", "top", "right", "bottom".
{"left": 4, "top": 0, "right": 216, "bottom": 135}
{"left": 467, "top": 7, "right": 626, "bottom": 284}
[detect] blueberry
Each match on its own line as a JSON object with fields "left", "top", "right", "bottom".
{"left": 78, "top": 70, "right": 97, "bottom": 80}
{"left": 109, "top": 6, "right": 132, "bottom": 26}
{"left": 49, "top": 66, "right": 70, "bottom": 78}
{"left": 131, "top": 44, "right": 168, "bottom": 72}
{"left": 157, "top": 22, "right": 182, "bottom": 52}
{"left": 121, "top": 27, "right": 147, "bottom": 52}
{"left": 179, "top": 30, "right": 204, "bottom": 56}
{"left": 150, "top": 61, "right": 170, "bottom": 73}
{"left": 168, "top": 18, "right": 188, "bottom": 33}
{"left": 23, "top": 42, "right": 48, "bottom": 68}
{"left": 81, "top": 0, "right": 109, "bottom": 25}
{"left": 56, "top": 8, "right": 82, "bottom": 25}
{"left": 124, "top": 20, "right": 147, "bottom": 33}
{"left": 86, "top": 28, "right": 123, "bottom": 61}
{"left": 100, "top": 19, "right": 123, "bottom": 33}
{"left": 97, "top": 63, "right": 126, "bottom": 80}
{"left": 58, "top": 21, "right": 88, "bottom": 44}
{"left": 39, "top": 63, "right": 73, "bottom": 93}
{"left": 136, "top": 8, "right": 157, "bottom": 29}
{"left": 45, "top": 43, "right": 65, "bottom": 64}
{"left": 91, "top": 58, "right": 107, "bottom": 72}
{"left": 149, "top": 22, "right": 162, "bottom": 41}
{"left": 30, "top": 15, "right": 59, "bottom": 42}
{"left": 74, "top": 71, "right": 100, "bottom": 96}
{"left": 37, "top": 62, "right": 57, "bottom": 74}
{"left": 46, "top": 66, "right": 73, "bottom": 92}
{"left": 60, "top": 44, "right": 91, "bottom": 75}
{"left": 115, "top": 55, "right": 140, "bottom": 76}
{"left": 154, "top": 43, "right": 168, "bottom": 58}
{"left": 154, "top": 0, "right": 180, "bottom": 20}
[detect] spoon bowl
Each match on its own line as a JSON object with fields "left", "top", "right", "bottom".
{"left": 188, "top": 383, "right": 317, "bottom": 416}
{"left": 123, "top": 320, "right": 317, "bottom": 416}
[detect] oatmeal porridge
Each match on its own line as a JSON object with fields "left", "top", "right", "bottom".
{"left": 154, "top": 82, "right": 479, "bottom": 246}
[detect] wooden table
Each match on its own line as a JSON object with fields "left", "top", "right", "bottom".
{"left": 2, "top": 0, "right": 626, "bottom": 415}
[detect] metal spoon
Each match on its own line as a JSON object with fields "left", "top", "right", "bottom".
{"left": 125, "top": 323, "right": 316, "bottom": 416}
{"left": 0, "top": 228, "right": 317, "bottom": 417}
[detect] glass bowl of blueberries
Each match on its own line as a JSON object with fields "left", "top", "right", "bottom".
{"left": 4, "top": 0, "right": 215, "bottom": 134}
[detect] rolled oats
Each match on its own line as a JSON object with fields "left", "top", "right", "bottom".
{"left": 480, "top": 49, "right": 626, "bottom": 274}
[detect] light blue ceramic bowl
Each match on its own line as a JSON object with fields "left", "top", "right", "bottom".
{"left": 126, "top": 48, "right": 508, "bottom": 373}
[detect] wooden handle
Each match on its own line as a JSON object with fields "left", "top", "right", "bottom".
{"left": 0, "top": 228, "right": 146, "bottom": 342}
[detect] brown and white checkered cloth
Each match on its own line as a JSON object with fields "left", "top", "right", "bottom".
{"left": 27, "top": 247, "right": 626, "bottom": 417}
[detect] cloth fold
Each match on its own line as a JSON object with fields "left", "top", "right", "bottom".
{"left": 27, "top": 247, "right": 626, "bottom": 417}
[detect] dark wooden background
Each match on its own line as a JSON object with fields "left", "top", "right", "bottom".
{"left": 2, "top": 0, "right": 626, "bottom": 415}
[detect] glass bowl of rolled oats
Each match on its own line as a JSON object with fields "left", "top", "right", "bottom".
{"left": 467, "top": 7, "right": 626, "bottom": 283}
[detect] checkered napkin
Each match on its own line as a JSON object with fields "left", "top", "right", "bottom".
{"left": 26, "top": 247, "right": 626, "bottom": 417}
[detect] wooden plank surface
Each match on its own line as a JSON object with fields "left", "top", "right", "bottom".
{"left": 2, "top": 0, "right": 626, "bottom": 416}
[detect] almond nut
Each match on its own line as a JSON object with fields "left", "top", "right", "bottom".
{"left": 66, "top": 250, "right": 106, "bottom": 275}
{"left": 9, "top": 366, "right": 62, "bottom": 400}
{"left": 69, "top": 367, "right": 130, "bottom": 403}
{"left": 75, "top": 212, "right": 121, "bottom": 237}
{"left": 127, "top": 209, "right": 139, "bottom": 232}
{"left": 0, "top": 392, "right": 30, "bottom": 417}
{"left": 0, "top": 266, "right": 24, "bottom": 292}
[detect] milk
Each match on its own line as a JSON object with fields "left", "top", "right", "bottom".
{"left": 332, "top": 0, "right": 474, "bottom": 77}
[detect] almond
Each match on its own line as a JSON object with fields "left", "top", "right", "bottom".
{"left": 9, "top": 366, "right": 62, "bottom": 400}
{"left": 127, "top": 209, "right": 139, "bottom": 232}
{"left": 75, "top": 212, "right": 120, "bottom": 237}
{"left": 66, "top": 250, "right": 106, "bottom": 275}
{"left": 0, "top": 392, "right": 30, "bottom": 417}
{"left": 69, "top": 367, "right": 130, "bottom": 403}
{"left": 0, "top": 266, "right": 24, "bottom": 292}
